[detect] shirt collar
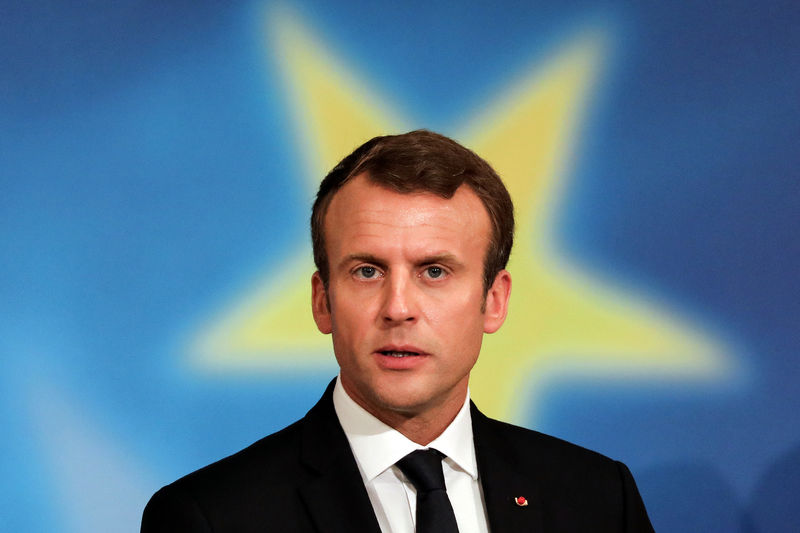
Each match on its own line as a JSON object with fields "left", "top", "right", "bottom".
{"left": 332, "top": 375, "right": 478, "bottom": 482}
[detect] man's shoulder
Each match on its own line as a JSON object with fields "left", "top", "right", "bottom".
{"left": 473, "top": 410, "right": 655, "bottom": 532}
{"left": 141, "top": 418, "right": 318, "bottom": 531}
{"left": 180, "top": 417, "right": 305, "bottom": 487}
{"left": 473, "top": 407, "right": 623, "bottom": 478}
{"left": 148, "top": 381, "right": 342, "bottom": 502}
{"left": 479, "top": 413, "right": 607, "bottom": 454}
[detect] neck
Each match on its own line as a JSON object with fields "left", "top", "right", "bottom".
{"left": 386, "top": 404, "right": 463, "bottom": 445}
{"left": 342, "top": 380, "right": 468, "bottom": 445}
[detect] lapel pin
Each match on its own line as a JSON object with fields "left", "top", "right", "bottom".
{"left": 515, "top": 496, "right": 528, "bottom": 507}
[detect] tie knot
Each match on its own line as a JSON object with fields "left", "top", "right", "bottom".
{"left": 396, "top": 449, "right": 447, "bottom": 493}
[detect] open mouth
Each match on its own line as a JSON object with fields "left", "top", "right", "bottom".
{"left": 379, "top": 350, "right": 421, "bottom": 358}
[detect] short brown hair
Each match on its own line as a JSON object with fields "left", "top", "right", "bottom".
{"left": 311, "top": 130, "right": 514, "bottom": 291}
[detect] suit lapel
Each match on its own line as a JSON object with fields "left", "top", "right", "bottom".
{"left": 472, "top": 404, "right": 545, "bottom": 533}
{"left": 295, "top": 383, "right": 545, "bottom": 533}
{"left": 298, "top": 381, "right": 382, "bottom": 533}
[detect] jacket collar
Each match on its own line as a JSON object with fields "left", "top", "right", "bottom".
{"left": 298, "top": 380, "right": 382, "bottom": 533}
{"left": 472, "top": 402, "right": 545, "bottom": 533}
{"left": 296, "top": 380, "right": 544, "bottom": 533}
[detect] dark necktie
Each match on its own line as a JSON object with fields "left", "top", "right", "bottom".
{"left": 396, "top": 449, "right": 460, "bottom": 533}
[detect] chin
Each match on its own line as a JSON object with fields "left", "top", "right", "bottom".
{"left": 373, "top": 385, "right": 441, "bottom": 415}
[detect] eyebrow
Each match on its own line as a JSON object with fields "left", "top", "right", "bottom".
{"left": 418, "top": 253, "right": 463, "bottom": 268}
{"left": 340, "top": 254, "right": 386, "bottom": 269}
{"left": 338, "top": 252, "right": 464, "bottom": 270}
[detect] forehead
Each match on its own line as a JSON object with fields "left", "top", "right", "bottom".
{"left": 323, "top": 174, "right": 491, "bottom": 257}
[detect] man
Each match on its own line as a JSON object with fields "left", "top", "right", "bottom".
{"left": 142, "top": 130, "right": 655, "bottom": 532}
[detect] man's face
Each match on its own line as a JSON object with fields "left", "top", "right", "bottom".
{"left": 311, "top": 173, "right": 511, "bottom": 422}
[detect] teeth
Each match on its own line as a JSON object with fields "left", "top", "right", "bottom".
{"left": 383, "top": 351, "right": 418, "bottom": 357}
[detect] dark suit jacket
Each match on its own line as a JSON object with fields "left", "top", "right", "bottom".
{"left": 142, "top": 381, "right": 654, "bottom": 532}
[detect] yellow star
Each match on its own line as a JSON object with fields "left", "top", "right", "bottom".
{"left": 188, "top": 9, "right": 732, "bottom": 422}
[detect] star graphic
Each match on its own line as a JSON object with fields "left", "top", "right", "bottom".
{"left": 189, "top": 9, "right": 732, "bottom": 422}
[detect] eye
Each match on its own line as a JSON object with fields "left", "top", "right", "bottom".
{"left": 355, "top": 266, "right": 379, "bottom": 279}
{"left": 424, "top": 266, "right": 446, "bottom": 279}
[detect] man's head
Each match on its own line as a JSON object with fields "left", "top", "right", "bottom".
{"left": 309, "top": 130, "right": 514, "bottom": 437}
{"left": 311, "top": 130, "right": 514, "bottom": 292}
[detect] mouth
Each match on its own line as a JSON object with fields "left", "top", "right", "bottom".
{"left": 374, "top": 346, "right": 429, "bottom": 369}
{"left": 375, "top": 345, "right": 428, "bottom": 358}
{"left": 378, "top": 350, "right": 422, "bottom": 358}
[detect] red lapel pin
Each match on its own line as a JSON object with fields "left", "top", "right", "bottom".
{"left": 515, "top": 496, "right": 528, "bottom": 507}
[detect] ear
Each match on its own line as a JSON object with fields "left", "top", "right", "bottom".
{"left": 483, "top": 269, "right": 511, "bottom": 334}
{"left": 311, "top": 271, "right": 332, "bottom": 334}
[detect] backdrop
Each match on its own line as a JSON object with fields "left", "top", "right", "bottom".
{"left": 2, "top": 1, "right": 798, "bottom": 531}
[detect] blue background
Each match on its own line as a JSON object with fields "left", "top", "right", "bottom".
{"left": 2, "top": 1, "right": 798, "bottom": 531}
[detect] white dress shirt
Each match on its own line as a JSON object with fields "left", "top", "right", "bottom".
{"left": 332, "top": 376, "right": 490, "bottom": 533}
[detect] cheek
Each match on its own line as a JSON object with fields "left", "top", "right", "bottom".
{"left": 425, "top": 291, "right": 485, "bottom": 341}
{"left": 428, "top": 283, "right": 483, "bottom": 318}
{"left": 329, "top": 293, "right": 376, "bottom": 344}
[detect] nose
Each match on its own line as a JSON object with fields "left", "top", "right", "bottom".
{"left": 381, "top": 275, "right": 417, "bottom": 325}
